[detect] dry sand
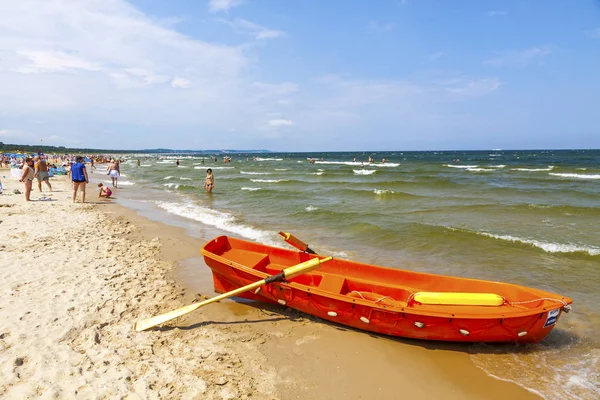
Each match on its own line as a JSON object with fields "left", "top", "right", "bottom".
{"left": 0, "top": 173, "right": 540, "bottom": 399}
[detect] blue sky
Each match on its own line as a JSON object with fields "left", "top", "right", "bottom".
{"left": 0, "top": 0, "right": 599, "bottom": 151}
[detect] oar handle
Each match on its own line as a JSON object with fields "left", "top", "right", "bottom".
{"left": 265, "top": 256, "right": 332, "bottom": 284}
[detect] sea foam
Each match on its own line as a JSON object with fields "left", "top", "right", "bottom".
{"left": 466, "top": 168, "right": 496, "bottom": 172}
{"left": 512, "top": 166, "right": 554, "bottom": 172}
{"left": 446, "top": 164, "right": 478, "bottom": 169}
{"left": 549, "top": 173, "right": 600, "bottom": 180}
{"left": 477, "top": 232, "right": 600, "bottom": 256}
{"left": 250, "top": 179, "right": 286, "bottom": 183}
{"left": 193, "top": 166, "right": 234, "bottom": 170}
{"left": 353, "top": 169, "right": 376, "bottom": 175}
{"left": 156, "top": 201, "right": 274, "bottom": 243}
{"left": 374, "top": 189, "right": 395, "bottom": 195}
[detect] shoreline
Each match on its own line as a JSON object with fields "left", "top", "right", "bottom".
{"left": 0, "top": 174, "right": 540, "bottom": 399}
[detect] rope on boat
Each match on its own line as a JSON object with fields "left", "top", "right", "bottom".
{"left": 348, "top": 291, "right": 397, "bottom": 304}
{"left": 507, "top": 297, "right": 570, "bottom": 312}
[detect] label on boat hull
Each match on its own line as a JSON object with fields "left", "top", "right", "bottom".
{"left": 544, "top": 309, "right": 560, "bottom": 328}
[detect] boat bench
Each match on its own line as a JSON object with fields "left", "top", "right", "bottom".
{"left": 265, "top": 263, "right": 415, "bottom": 304}
{"left": 222, "top": 249, "right": 271, "bottom": 270}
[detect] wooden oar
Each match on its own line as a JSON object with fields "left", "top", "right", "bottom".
{"left": 135, "top": 256, "right": 332, "bottom": 332}
{"left": 278, "top": 231, "right": 317, "bottom": 254}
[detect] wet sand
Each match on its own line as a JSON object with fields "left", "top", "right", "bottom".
{"left": 0, "top": 174, "right": 540, "bottom": 399}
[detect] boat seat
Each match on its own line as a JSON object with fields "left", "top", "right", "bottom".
{"left": 317, "top": 275, "right": 346, "bottom": 294}
{"left": 221, "top": 249, "right": 269, "bottom": 269}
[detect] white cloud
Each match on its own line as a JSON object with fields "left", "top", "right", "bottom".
{"left": 0, "top": 1, "right": 515, "bottom": 151}
{"left": 484, "top": 47, "right": 552, "bottom": 68}
{"left": 109, "top": 68, "right": 168, "bottom": 87}
{"left": 268, "top": 119, "right": 293, "bottom": 127}
{"left": 0, "top": 0, "right": 247, "bottom": 121}
{"left": 15, "top": 50, "right": 102, "bottom": 74}
{"left": 487, "top": 11, "right": 508, "bottom": 17}
{"left": 171, "top": 77, "right": 191, "bottom": 89}
{"left": 446, "top": 78, "right": 502, "bottom": 96}
{"left": 220, "top": 18, "right": 285, "bottom": 40}
{"left": 208, "top": 0, "right": 244, "bottom": 13}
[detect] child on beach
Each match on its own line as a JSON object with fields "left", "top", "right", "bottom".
{"left": 98, "top": 183, "right": 112, "bottom": 198}
{"left": 18, "top": 158, "right": 35, "bottom": 201}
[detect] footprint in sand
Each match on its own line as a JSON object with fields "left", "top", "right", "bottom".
{"left": 295, "top": 334, "right": 319, "bottom": 346}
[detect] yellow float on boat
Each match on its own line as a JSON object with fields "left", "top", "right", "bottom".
{"left": 413, "top": 292, "right": 504, "bottom": 306}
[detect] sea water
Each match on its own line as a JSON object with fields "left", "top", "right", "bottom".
{"left": 113, "top": 150, "right": 599, "bottom": 400}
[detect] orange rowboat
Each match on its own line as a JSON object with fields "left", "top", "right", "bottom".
{"left": 201, "top": 235, "right": 573, "bottom": 343}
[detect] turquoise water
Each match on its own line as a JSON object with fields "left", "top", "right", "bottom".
{"left": 110, "top": 150, "right": 599, "bottom": 399}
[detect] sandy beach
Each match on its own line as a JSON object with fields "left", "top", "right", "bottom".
{"left": 0, "top": 173, "right": 541, "bottom": 399}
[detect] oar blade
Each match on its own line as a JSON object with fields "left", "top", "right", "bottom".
{"left": 279, "top": 231, "right": 312, "bottom": 253}
{"left": 135, "top": 302, "right": 202, "bottom": 332}
{"left": 134, "top": 255, "right": 333, "bottom": 332}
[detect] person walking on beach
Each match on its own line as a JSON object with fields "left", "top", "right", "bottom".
{"left": 71, "top": 156, "right": 89, "bottom": 203}
{"left": 204, "top": 168, "right": 214, "bottom": 193}
{"left": 18, "top": 157, "right": 35, "bottom": 201}
{"left": 107, "top": 159, "right": 120, "bottom": 188}
{"left": 34, "top": 156, "right": 53, "bottom": 192}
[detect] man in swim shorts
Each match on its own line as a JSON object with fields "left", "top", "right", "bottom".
{"left": 34, "top": 156, "right": 53, "bottom": 192}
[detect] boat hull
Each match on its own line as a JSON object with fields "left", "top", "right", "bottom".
{"left": 201, "top": 236, "right": 572, "bottom": 344}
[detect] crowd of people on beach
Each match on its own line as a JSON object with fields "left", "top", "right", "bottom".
{"left": 1, "top": 152, "right": 386, "bottom": 200}
{"left": 1, "top": 153, "right": 123, "bottom": 203}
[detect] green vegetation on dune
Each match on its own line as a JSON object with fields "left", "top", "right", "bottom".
{"left": 0, "top": 142, "right": 271, "bottom": 154}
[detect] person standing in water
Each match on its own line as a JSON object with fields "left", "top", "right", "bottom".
{"left": 176, "top": 159, "right": 180, "bottom": 167}
{"left": 204, "top": 168, "right": 214, "bottom": 193}
{"left": 107, "top": 159, "right": 120, "bottom": 188}
{"left": 137, "top": 159, "right": 141, "bottom": 167}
